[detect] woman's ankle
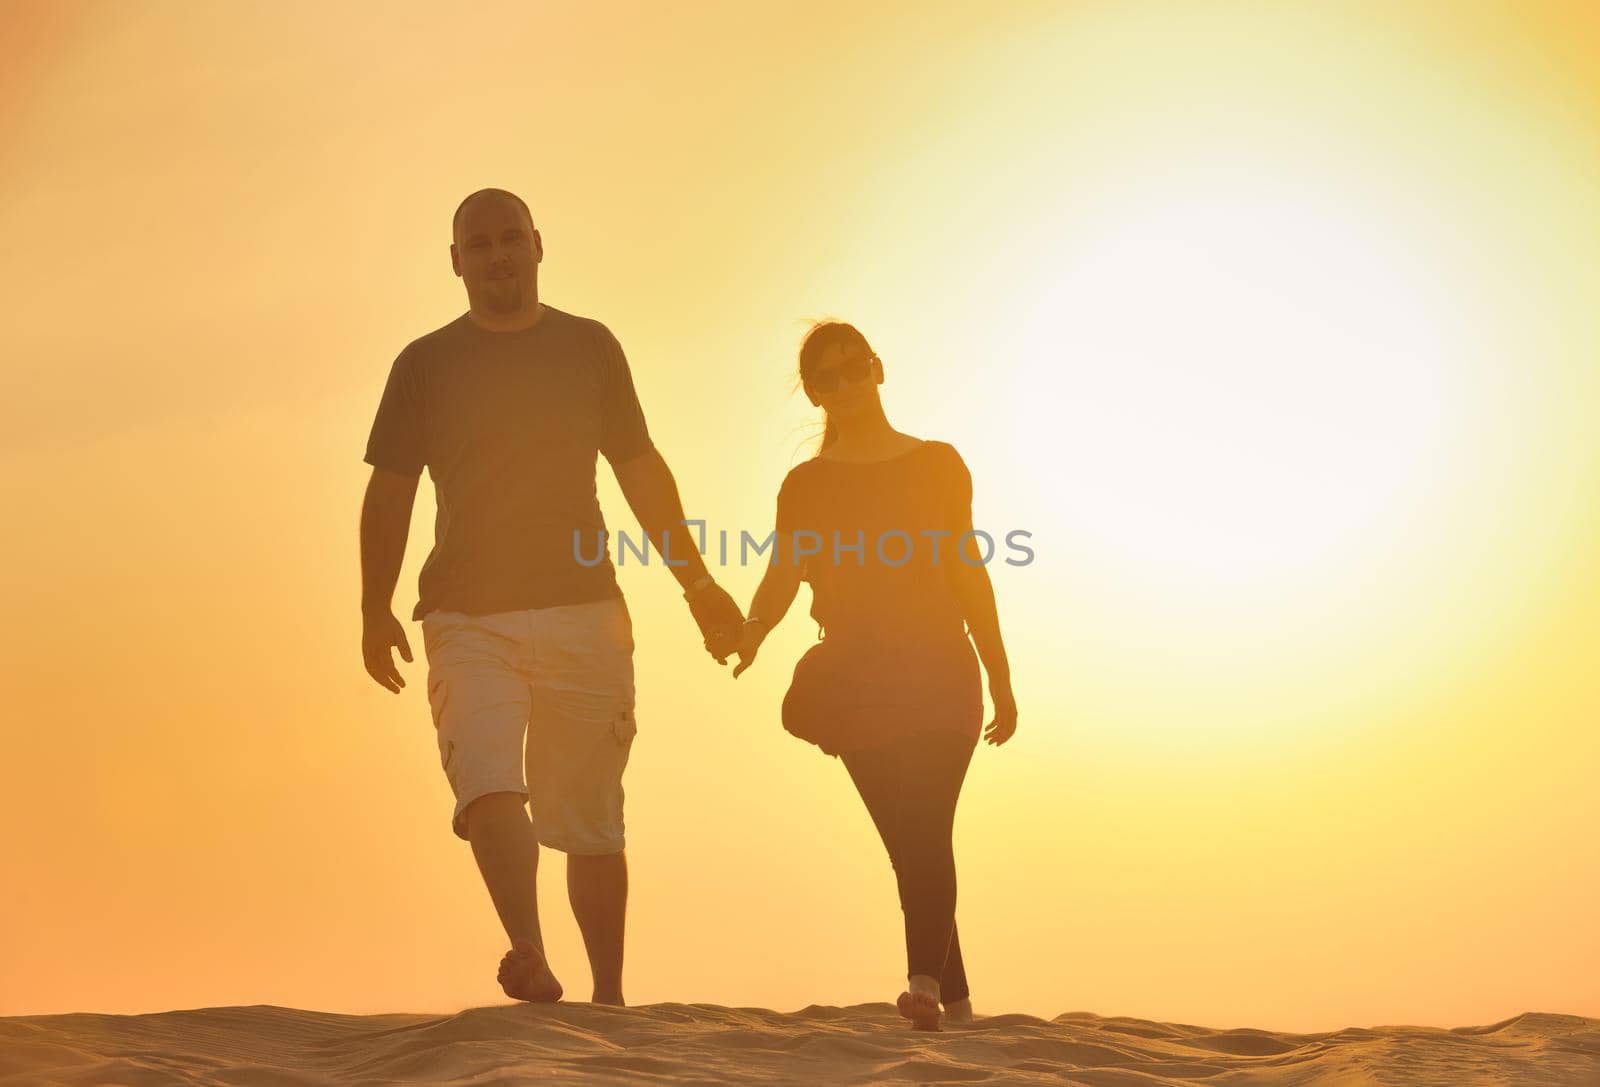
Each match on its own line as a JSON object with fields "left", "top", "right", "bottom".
{"left": 908, "top": 974, "right": 941, "bottom": 1001}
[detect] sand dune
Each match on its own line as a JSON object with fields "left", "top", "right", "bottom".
{"left": 3, "top": 1003, "right": 1597, "bottom": 1086}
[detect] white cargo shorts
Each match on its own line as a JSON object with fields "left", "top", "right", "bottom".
{"left": 419, "top": 595, "right": 637, "bottom": 854}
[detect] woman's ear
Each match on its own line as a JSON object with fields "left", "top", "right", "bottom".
{"left": 872, "top": 356, "right": 885, "bottom": 385}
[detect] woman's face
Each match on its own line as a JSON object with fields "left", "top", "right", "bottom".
{"left": 807, "top": 342, "right": 881, "bottom": 417}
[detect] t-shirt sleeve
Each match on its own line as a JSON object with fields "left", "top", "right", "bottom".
{"left": 595, "top": 324, "right": 655, "bottom": 466}
{"left": 945, "top": 444, "right": 973, "bottom": 530}
{"left": 776, "top": 469, "right": 801, "bottom": 533}
{"left": 363, "top": 347, "right": 425, "bottom": 476}
{"left": 776, "top": 468, "right": 811, "bottom": 581}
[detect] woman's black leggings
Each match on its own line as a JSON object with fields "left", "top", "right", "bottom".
{"left": 840, "top": 731, "right": 976, "bottom": 1004}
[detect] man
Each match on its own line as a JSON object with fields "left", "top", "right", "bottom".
{"left": 358, "top": 188, "right": 742, "bottom": 1005}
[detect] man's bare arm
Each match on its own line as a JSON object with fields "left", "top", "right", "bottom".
{"left": 610, "top": 448, "right": 711, "bottom": 590}
{"left": 360, "top": 466, "right": 419, "bottom": 691}
{"left": 611, "top": 447, "right": 744, "bottom": 661}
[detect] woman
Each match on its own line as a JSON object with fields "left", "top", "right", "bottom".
{"left": 722, "top": 321, "right": 1018, "bottom": 1031}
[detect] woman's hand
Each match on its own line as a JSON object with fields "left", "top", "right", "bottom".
{"left": 731, "top": 618, "right": 769, "bottom": 678}
{"left": 984, "top": 683, "right": 1018, "bottom": 746}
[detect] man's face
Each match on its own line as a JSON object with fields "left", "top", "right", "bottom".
{"left": 451, "top": 196, "right": 541, "bottom": 313}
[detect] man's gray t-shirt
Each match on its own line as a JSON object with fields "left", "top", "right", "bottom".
{"left": 363, "top": 305, "right": 654, "bottom": 621}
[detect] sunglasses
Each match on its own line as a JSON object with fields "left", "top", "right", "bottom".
{"left": 807, "top": 353, "right": 878, "bottom": 394}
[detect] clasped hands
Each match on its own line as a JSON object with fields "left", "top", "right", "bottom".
{"left": 685, "top": 580, "right": 763, "bottom": 678}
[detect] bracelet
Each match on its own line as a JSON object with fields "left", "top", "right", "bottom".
{"left": 744, "top": 616, "right": 768, "bottom": 631}
{"left": 682, "top": 573, "right": 715, "bottom": 601}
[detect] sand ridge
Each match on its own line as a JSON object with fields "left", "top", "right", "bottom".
{"left": 3, "top": 1004, "right": 1597, "bottom": 1085}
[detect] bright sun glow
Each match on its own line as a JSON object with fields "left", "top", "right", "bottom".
{"left": 1004, "top": 170, "right": 1461, "bottom": 596}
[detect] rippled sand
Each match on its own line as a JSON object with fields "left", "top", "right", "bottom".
{"left": 4, "top": 1003, "right": 1597, "bottom": 1085}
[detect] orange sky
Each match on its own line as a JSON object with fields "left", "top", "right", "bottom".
{"left": 2, "top": 1, "right": 1597, "bottom": 1031}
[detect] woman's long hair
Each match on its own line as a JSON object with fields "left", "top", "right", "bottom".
{"left": 797, "top": 320, "right": 876, "bottom": 455}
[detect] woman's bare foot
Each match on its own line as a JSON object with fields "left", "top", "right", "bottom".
{"left": 943, "top": 996, "right": 974, "bottom": 1023}
{"left": 497, "top": 938, "right": 563, "bottom": 1003}
{"left": 896, "top": 986, "right": 940, "bottom": 1037}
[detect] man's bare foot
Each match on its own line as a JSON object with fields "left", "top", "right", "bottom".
{"left": 896, "top": 989, "right": 942, "bottom": 1032}
{"left": 943, "top": 997, "right": 974, "bottom": 1023}
{"left": 497, "top": 938, "right": 563, "bottom": 1003}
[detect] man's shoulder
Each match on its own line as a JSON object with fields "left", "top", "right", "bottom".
{"left": 541, "top": 303, "right": 599, "bottom": 326}
{"left": 396, "top": 312, "right": 475, "bottom": 363}
{"left": 543, "top": 305, "right": 619, "bottom": 347}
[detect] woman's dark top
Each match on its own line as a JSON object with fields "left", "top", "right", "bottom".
{"left": 774, "top": 439, "right": 983, "bottom": 755}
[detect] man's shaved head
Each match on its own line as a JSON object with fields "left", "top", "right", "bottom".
{"left": 450, "top": 187, "right": 542, "bottom": 323}
{"left": 452, "top": 188, "right": 534, "bottom": 238}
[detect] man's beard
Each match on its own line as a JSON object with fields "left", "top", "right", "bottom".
{"left": 480, "top": 276, "right": 525, "bottom": 313}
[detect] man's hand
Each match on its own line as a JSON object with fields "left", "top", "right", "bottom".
{"left": 362, "top": 610, "right": 413, "bottom": 692}
{"left": 687, "top": 582, "right": 744, "bottom": 665}
{"left": 984, "top": 683, "right": 1018, "bottom": 746}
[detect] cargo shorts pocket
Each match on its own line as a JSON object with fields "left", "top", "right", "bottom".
{"left": 426, "top": 672, "right": 450, "bottom": 729}
{"left": 612, "top": 704, "right": 637, "bottom": 746}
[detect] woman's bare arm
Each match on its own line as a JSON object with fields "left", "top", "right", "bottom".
{"left": 946, "top": 473, "right": 1018, "bottom": 745}
{"left": 732, "top": 527, "right": 805, "bottom": 677}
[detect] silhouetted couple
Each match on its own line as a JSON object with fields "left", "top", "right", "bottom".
{"left": 359, "top": 188, "right": 1017, "bottom": 1032}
